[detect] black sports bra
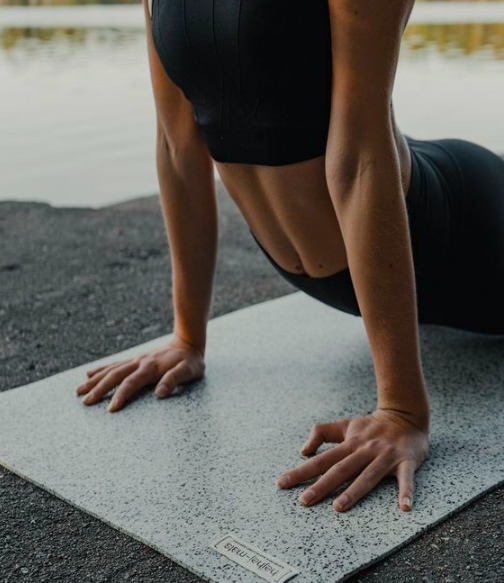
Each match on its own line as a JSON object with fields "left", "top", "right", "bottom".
{"left": 151, "top": 0, "right": 333, "bottom": 166}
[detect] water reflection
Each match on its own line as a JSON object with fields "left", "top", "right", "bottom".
{"left": 3, "top": 27, "right": 91, "bottom": 52}
{"left": 0, "top": 0, "right": 138, "bottom": 5}
{"left": 0, "top": 23, "right": 155, "bottom": 207}
{"left": 1, "top": 8, "right": 504, "bottom": 207}
{"left": 2, "top": 26, "right": 138, "bottom": 52}
{"left": 404, "top": 22, "right": 504, "bottom": 58}
{"left": 3, "top": 19, "right": 504, "bottom": 58}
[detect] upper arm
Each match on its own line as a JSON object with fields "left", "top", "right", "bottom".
{"left": 141, "top": 0, "right": 208, "bottom": 153}
{"left": 325, "top": 0, "right": 415, "bottom": 174}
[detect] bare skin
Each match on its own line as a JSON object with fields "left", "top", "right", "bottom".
{"left": 77, "top": 0, "right": 428, "bottom": 513}
{"left": 214, "top": 113, "right": 411, "bottom": 278}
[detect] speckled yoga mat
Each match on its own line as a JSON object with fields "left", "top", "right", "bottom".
{"left": 0, "top": 293, "right": 503, "bottom": 583}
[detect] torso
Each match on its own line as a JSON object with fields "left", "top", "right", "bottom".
{"left": 214, "top": 120, "right": 412, "bottom": 278}
{"left": 151, "top": 0, "right": 412, "bottom": 277}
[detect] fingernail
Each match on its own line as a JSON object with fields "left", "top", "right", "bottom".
{"left": 300, "top": 489, "right": 316, "bottom": 505}
{"left": 402, "top": 496, "right": 412, "bottom": 509}
{"left": 334, "top": 494, "right": 348, "bottom": 511}
{"left": 276, "top": 475, "right": 290, "bottom": 489}
{"left": 108, "top": 399, "right": 118, "bottom": 412}
{"left": 156, "top": 385, "right": 168, "bottom": 398}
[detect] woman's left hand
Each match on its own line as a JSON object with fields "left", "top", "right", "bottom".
{"left": 276, "top": 408, "right": 429, "bottom": 512}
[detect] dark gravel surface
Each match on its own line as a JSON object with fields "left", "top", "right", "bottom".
{"left": 1, "top": 181, "right": 503, "bottom": 583}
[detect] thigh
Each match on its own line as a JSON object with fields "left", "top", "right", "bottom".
{"left": 404, "top": 137, "right": 466, "bottom": 325}
{"left": 432, "top": 138, "right": 504, "bottom": 334}
{"left": 437, "top": 138, "right": 504, "bottom": 267}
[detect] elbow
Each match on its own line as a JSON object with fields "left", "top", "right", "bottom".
{"left": 325, "top": 155, "right": 380, "bottom": 204}
{"left": 324, "top": 111, "right": 396, "bottom": 197}
{"left": 325, "top": 157, "right": 361, "bottom": 191}
{"left": 156, "top": 124, "right": 209, "bottom": 169}
{"left": 156, "top": 127, "right": 172, "bottom": 158}
{"left": 156, "top": 125, "right": 187, "bottom": 159}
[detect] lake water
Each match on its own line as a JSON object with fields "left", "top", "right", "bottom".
{"left": 1, "top": 1, "right": 504, "bottom": 208}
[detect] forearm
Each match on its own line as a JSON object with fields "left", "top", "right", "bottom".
{"left": 327, "top": 131, "right": 429, "bottom": 425}
{"left": 156, "top": 133, "right": 217, "bottom": 355}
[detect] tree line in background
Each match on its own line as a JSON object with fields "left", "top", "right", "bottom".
{"left": 1, "top": 0, "right": 504, "bottom": 6}
{"left": 0, "top": 0, "right": 139, "bottom": 6}
{"left": 404, "top": 21, "right": 504, "bottom": 57}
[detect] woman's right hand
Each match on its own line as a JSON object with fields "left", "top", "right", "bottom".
{"left": 75, "top": 334, "right": 206, "bottom": 412}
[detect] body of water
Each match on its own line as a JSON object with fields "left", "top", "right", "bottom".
{"left": 1, "top": 1, "right": 504, "bottom": 207}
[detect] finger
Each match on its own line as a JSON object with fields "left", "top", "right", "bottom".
{"left": 300, "top": 419, "right": 350, "bottom": 456}
{"left": 155, "top": 360, "right": 197, "bottom": 399}
{"left": 86, "top": 361, "right": 122, "bottom": 378}
{"left": 298, "top": 448, "right": 372, "bottom": 506}
{"left": 107, "top": 362, "right": 162, "bottom": 412}
{"left": 396, "top": 459, "right": 416, "bottom": 511}
{"left": 85, "top": 352, "right": 149, "bottom": 378}
{"left": 332, "top": 453, "right": 394, "bottom": 512}
{"left": 77, "top": 363, "right": 124, "bottom": 395}
{"left": 82, "top": 362, "right": 139, "bottom": 406}
{"left": 277, "top": 440, "right": 353, "bottom": 490}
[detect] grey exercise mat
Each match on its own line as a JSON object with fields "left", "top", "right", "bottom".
{"left": 0, "top": 292, "right": 503, "bottom": 583}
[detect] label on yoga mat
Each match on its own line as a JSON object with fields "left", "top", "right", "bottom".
{"left": 212, "top": 533, "right": 299, "bottom": 583}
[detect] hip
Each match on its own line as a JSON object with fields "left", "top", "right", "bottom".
{"left": 252, "top": 136, "right": 504, "bottom": 329}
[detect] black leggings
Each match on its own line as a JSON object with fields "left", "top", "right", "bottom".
{"left": 250, "top": 136, "right": 504, "bottom": 335}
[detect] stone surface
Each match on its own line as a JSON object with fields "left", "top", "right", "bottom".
{"left": 0, "top": 291, "right": 503, "bottom": 583}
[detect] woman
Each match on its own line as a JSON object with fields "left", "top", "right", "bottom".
{"left": 76, "top": 0, "right": 504, "bottom": 514}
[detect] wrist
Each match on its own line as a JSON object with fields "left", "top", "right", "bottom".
{"left": 376, "top": 405, "right": 430, "bottom": 433}
{"left": 373, "top": 405, "right": 430, "bottom": 435}
{"left": 376, "top": 377, "right": 430, "bottom": 430}
{"left": 173, "top": 327, "right": 206, "bottom": 358}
